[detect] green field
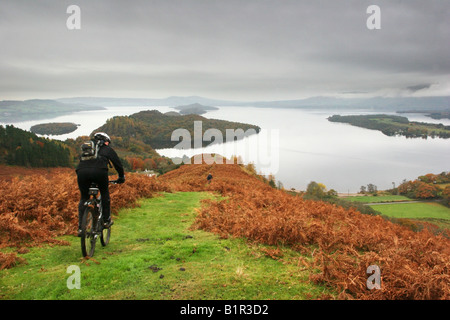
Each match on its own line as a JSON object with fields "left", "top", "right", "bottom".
{"left": 369, "top": 201, "right": 450, "bottom": 232}
{"left": 340, "top": 195, "right": 450, "bottom": 232}
{"left": 344, "top": 195, "right": 411, "bottom": 203}
{"left": 369, "top": 202, "right": 450, "bottom": 220}
{"left": 0, "top": 192, "right": 331, "bottom": 300}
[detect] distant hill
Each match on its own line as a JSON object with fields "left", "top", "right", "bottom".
{"left": 252, "top": 96, "right": 450, "bottom": 111}
{"left": 397, "top": 110, "right": 450, "bottom": 120}
{"left": 56, "top": 96, "right": 241, "bottom": 107}
{"left": 94, "top": 109, "right": 261, "bottom": 149}
{"left": 0, "top": 99, "right": 104, "bottom": 122}
{"left": 56, "top": 95, "right": 450, "bottom": 111}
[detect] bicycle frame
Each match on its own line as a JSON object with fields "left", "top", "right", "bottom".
{"left": 86, "top": 184, "right": 103, "bottom": 233}
{"left": 80, "top": 181, "right": 117, "bottom": 257}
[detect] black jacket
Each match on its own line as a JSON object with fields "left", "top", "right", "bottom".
{"left": 76, "top": 144, "right": 124, "bottom": 178}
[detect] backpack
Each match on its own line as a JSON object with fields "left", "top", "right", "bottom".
{"left": 80, "top": 140, "right": 101, "bottom": 161}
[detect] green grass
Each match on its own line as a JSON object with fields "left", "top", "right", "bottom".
{"left": 344, "top": 195, "right": 411, "bottom": 203}
{"left": 0, "top": 192, "right": 331, "bottom": 300}
{"left": 369, "top": 202, "right": 450, "bottom": 220}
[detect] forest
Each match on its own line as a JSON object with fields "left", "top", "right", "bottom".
{"left": 0, "top": 125, "right": 72, "bottom": 167}
{"left": 328, "top": 114, "right": 450, "bottom": 139}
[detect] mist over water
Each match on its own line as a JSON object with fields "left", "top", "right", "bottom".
{"left": 6, "top": 105, "right": 450, "bottom": 193}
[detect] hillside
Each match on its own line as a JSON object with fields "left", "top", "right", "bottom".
{"left": 160, "top": 161, "right": 450, "bottom": 299}
{"left": 94, "top": 110, "right": 261, "bottom": 149}
{"left": 0, "top": 191, "right": 333, "bottom": 300}
{"left": 1, "top": 161, "right": 449, "bottom": 299}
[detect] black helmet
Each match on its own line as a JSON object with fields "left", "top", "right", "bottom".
{"left": 93, "top": 132, "right": 111, "bottom": 144}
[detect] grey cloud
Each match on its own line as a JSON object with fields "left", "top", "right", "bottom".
{"left": 0, "top": 0, "right": 449, "bottom": 100}
{"left": 406, "top": 84, "right": 432, "bottom": 92}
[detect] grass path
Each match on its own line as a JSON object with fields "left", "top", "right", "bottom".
{"left": 0, "top": 192, "right": 331, "bottom": 300}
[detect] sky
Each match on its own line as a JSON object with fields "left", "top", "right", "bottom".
{"left": 0, "top": 0, "right": 449, "bottom": 101}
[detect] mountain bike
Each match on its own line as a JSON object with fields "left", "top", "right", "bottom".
{"left": 80, "top": 180, "right": 117, "bottom": 257}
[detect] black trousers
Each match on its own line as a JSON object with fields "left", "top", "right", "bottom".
{"left": 76, "top": 167, "right": 111, "bottom": 228}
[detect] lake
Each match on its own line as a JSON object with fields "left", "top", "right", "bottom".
{"left": 5, "top": 105, "right": 450, "bottom": 193}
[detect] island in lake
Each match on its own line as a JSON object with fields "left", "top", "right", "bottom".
{"left": 95, "top": 109, "right": 260, "bottom": 149}
{"left": 30, "top": 122, "right": 79, "bottom": 135}
{"left": 173, "top": 103, "right": 219, "bottom": 115}
{"left": 328, "top": 114, "right": 450, "bottom": 139}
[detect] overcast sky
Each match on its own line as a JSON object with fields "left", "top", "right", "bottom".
{"left": 0, "top": 0, "right": 449, "bottom": 101}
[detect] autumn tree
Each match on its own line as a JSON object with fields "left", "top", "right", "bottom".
{"left": 442, "top": 186, "right": 450, "bottom": 207}
{"left": 306, "top": 181, "right": 327, "bottom": 198}
{"left": 398, "top": 179, "right": 441, "bottom": 199}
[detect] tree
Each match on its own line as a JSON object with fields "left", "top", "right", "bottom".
{"left": 399, "top": 179, "right": 441, "bottom": 199}
{"left": 442, "top": 186, "right": 450, "bottom": 207}
{"left": 144, "top": 158, "right": 157, "bottom": 170}
{"left": 277, "top": 181, "right": 284, "bottom": 190}
{"left": 418, "top": 174, "right": 438, "bottom": 184}
{"left": 367, "top": 183, "right": 377, "bottom": 194}
{"left": 414, "top": 181, "right": 440, "bottom": 199}
{"left": 327, "top": 189, "right": 338, "bottom": 197}
{"left": 306, "top": 181, "right": 327, "bottom": 198}
{"left": 268, "top": 174, "right": 276, "bottom": 188}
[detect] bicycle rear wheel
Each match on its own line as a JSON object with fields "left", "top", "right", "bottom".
{"left": 81, "top": 206, "right": 96, "bottom": 257}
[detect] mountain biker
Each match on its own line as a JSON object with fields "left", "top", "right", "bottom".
{"left": 76, "top": 132, "right": 125, "bottom": 236}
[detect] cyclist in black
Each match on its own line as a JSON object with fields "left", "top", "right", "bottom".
{"left": 76, "top": 132, "right": 125, "bottom": 236}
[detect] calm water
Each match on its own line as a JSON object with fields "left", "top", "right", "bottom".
{"left": 6, "top": 106, "right": 450, "bottom": 193}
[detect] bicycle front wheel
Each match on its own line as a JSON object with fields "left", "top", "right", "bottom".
{"left": 100, "top": 224, "right": 111, "bottom": 246}
{"left": 81, "top": 206, "right": 96, "bottom": 257}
